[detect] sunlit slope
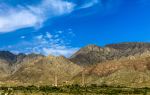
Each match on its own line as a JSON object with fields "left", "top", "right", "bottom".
{"left": 73, "top": 53, "right": 150, "bottom": 87}
{"left": 5, "top": 56, "right": 82, "bottom": 86}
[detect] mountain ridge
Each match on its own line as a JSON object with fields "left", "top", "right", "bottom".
{"left": 0, "top": 42, "right": 150, "bottom": 87}
{"left": 70, "top": 42, "right": 150, "bottom": 65}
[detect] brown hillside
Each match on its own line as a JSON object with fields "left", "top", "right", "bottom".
{"left": 72, "top": 54, "right": 150, "bottom": 87}
{"left": 5, "top": 56, "right": 82, "bottom": 86}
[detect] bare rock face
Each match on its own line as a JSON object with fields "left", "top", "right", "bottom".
{"left": 69, "top": 44, "right": 117, "bottom": 65}
{"left": 70, "top": 42, "right": 150, "bottom": 65}
{"left": 0, "top": 52, "right": 45, "bottom": 80}
{"left": 0, "top": 51, "right": 18, "bottom": 78}
{"left": 106, "top": 42, "right": 150, "bottom": 50}
{"left": 0, "top": 51, "right": 17, "bottom": 64}
{"left": 0, "top": 51, "right": 45, "bottom": 65}
{"left": 70, "top": 45, "right": 116, "bottom": 65}
{"left": 73, "top": 55, "right": 150, "bottom": 87}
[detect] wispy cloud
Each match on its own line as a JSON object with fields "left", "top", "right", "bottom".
{"left": 3, "top": 30, "right": 79, "bottom": 57}
{"left": 0, "top": 0, "right": 75, "bottom": 33}
{"left": 43, "top": 47, "right": 78, "bottom": 57}
{"left": 0, "top": 0, "right": 102, "bottom": 33}
{"left": 79, "top": 0, "right": 99, "bottom": 9}
{"left": 0, "top": 7, "right": 42, "bottom": 32}
{"left": 31, "top": 31, "right": 79, "bottom": 57}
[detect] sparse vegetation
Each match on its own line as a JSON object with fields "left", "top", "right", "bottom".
{"left": 1, "top": 43, "right": 150, "bottom": 94}
{"left": 0, "top": 85, "right": 150, "bottom": 95}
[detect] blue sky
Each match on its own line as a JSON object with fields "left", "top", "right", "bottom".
{"left": 0, "top": 0, "right": 150, "bottom": 57}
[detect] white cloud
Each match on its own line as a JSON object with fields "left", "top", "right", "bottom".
{"left": 57, "top": 30, "right": 63, "bottom": 34}
{"left": 46, "top": 32, "right": 53, "bottom": 39}
{"left": 79, "top": 0, "right": 99, "bottom": 9}
{"left": 54, "top": 34, "right": 59, "bottom": 38}
{"left": 0, "top": 8, "right": 41, "bottom": 32}
{"left": 32, "top": 33, "right": 79, "bottom": 57}
{"left": 21, "top": 36, "right": 26, "bottom": 39}
{"left": 4, "top": 31, "right": 79, "bottom": 57}
{"left": 35, "top": 35, "right": 44, "bottom": 40}
{"left": 68, "top": 28, "right": 76, "bottom": 37}
{"left": 43, "top": 47, "right": 78, "bottom": 57}
{"left": 0, "top": 0, "right": 75, "bottom": 33}
{"left": 0, "top": 0, "right": 102, "bottom": 33}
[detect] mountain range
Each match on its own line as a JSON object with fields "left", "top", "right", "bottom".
{"left": 1, "top": 42, "right": 150, "bottom": 87}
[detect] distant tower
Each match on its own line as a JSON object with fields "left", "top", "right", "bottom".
{"left": 54, "top": 74, "right": 58, "bottom": 87}
{"left": 54, "top": 62, "right": 58, "bottom": 87}
{"left": 82, "top": 69, "right": 85, "bottom": 86}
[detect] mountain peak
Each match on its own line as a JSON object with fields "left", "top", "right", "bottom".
{"left": 0, "top": 51, "right": 17, "bottom": 64}
{"left": 83, "top": 44, "right": 101, "bottom": 49}
{"left": 70, "top": 42, "right": 150, "bottom": 65}
{"left": 72, "top": 44, "right": 101, "bottom": 54}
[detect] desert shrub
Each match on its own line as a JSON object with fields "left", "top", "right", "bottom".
{"left": 39, "top": 85, "right": 62, "bottom": 93}
{"left": 26, "top": 85, "right": 38, "bottom": 91}
{"left": 133, "top": 88, "right": 144, "bottom": 94}
{"left": 91, "top": 84, "right": 97, "bottom": 87}
{"left": 100, "top": 83, "right": 109, "bottom": 88}
{"left": 0, "top": 87, "right": 8, "bottom": 90}
{"left": 13, "top": 86, "right": 25, "bottom": 90}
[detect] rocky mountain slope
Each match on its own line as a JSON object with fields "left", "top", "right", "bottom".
{"left": 0, "top": 42, "right": 150, "bottom": 87}
{"left": 72, "top": 53, "right": 150, "bottom": 87}
{"left": 70, "top": 42, "right": 150, "bottom": 65}
{"left": 0, "top": 52, "right": 45, "bottom": 80}
{"left": 0, "top": 51, "right": 17, "bottom": 64}
{"left": 2, "top": 55, "right": 82, "bottom": 86}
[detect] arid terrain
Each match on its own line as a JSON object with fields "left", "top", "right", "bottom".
{"left": 1, "top": 42, "right": 150, "bottom": 94}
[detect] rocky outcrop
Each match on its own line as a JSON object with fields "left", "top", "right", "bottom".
{"left": 70, "top": 45, "right": 116, "bottom": 65}
{"left": 72, "top": 54, "right": 150, "bottom": 87}
{"left": 0, "top": 51, "right": 17, "bottom": 64}
{"left": 70, "top": 42, "right": 150, "bottom": 65}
